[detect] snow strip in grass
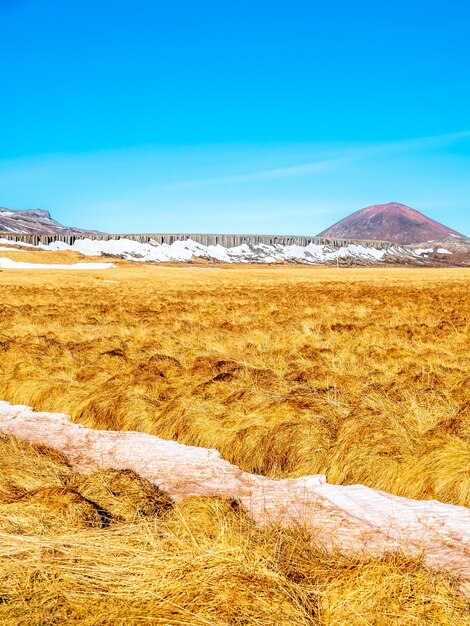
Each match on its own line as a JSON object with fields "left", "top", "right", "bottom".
{"left": 0, "top": 257, "right": 115, "bottom": 270}
{"left": 0, "top": 399, "right": 469, "bottom": 597}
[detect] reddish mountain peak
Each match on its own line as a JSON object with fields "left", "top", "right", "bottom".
{"left": 317, "top": 202, "right": 465, "bottom": 244}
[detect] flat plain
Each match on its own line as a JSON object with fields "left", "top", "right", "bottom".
{"left": 1, "top": 260, "right": 469, "bottom": 624}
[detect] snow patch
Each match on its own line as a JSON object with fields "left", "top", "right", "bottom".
{"left": 0, "top": 257, "right": 115, "bottom": 270}
{"left": 415, "top": 247, "right": 452, "bottom": 256}
{"left": 1, "top": 225, "right": 23, "bottom": 233}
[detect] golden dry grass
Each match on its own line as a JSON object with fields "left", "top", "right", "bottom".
{"left": 0, "top": 262, "right": 469, "bottom": 623}
{"left": 1, "top": 264, "right": 469, "bottom": 503}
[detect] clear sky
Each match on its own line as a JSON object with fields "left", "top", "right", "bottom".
{"left": 1, "top": 0, "right": 469, "bottom": 235}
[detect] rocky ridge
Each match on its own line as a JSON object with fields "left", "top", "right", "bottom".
{"left": 0, "top": 207, "right": 100, "bottom": 235}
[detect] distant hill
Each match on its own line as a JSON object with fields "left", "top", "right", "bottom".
{"left": 0, "top": 208, "right": 101, "bottom": 235}
{"left": 317, "top": 202, "right": 466, "bottom": 244}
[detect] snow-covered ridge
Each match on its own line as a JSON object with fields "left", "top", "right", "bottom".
{"left": 47, "top": 237, "right": 395, "bottom": 264}
{"left": 1, "top": 400, "right": 469, "bottom": 596}
{"left": 0, "top": 236, "right": 419, "bottom": 265}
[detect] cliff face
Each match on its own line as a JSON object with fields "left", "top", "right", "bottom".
{"left": 317, "top": 202, "right": 466, "bottom": 244}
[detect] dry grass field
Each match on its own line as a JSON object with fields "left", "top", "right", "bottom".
{"left": 0, "top": 260, "right": 469, "bottom": 624}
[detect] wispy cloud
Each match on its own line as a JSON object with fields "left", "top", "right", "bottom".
{"left": 357, "top": 129, "right": 470, "bottom": 157}
{"left": 158, "top": 157, "right": 346, "bottom": 190}
{"left": 153, "top": 130, "right": 470, "bottom": 191}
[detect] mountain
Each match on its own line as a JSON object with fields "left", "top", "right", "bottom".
{"left": 0, "top": 208, "right": 101, "bottom": 235}
{"left": 317, "top": 202, "right": 466, "bottom": 244}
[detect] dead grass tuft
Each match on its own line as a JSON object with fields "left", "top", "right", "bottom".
{"left": 12, "top": 486, "right": 105, "bottom": 528}
{"left": 76, "top": 469, "right": 173, "bottom": 522}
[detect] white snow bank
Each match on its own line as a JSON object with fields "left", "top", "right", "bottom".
{"left": 0, "top": 257, "right": 115, "bottom": 270}
{"left": 414, "top": 247, "right": 453, "bottom": 256}
{"left": 39, "top": 237, "right": 407, "bottom": 265}
{"left": 0, "top": 399, "right": 469, "bottom": 596}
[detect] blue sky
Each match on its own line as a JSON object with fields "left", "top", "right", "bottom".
{"left": 1, "top": 0, "right": 469, "bottom": 234}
